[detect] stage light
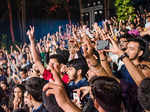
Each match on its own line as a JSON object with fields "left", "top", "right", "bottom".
{"left": 86, "top": 13, "right": 89, "bottom": 16}
{"left": 97, "top": 1, "right": 101, "bottom": 5}
{"left": 99, "top": 10, "right": 103, "bottom": 14}
{"left": 94, "top": 11, "right": 98, "bottom": 15}
{"left": 93, "top": 2, "right": 96, "bottom": 6}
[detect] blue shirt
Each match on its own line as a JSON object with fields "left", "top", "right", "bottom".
{"left": 118, "top": 65, "right": 136, "bottom": 85}
{"left": 68, "top": 77, "right": 88, "bottom": 90}
{"left": 32, "top": 104, "right": 48, "bottom": 112}
{"left": 0, "top": 74, "right": 7, "bottom": 82}
{"left": 67, "top": 77, "right": 88, "bottom": 99}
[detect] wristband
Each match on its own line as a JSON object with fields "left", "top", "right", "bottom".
{"left": 118, "top": 53, "right": 129, "bottom": 61}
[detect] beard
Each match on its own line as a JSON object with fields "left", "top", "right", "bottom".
{"left": 129, "top": 52, "right": 139, "bottom": 61}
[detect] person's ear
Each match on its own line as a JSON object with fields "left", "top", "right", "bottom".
{"left": 29, "top": 94, "right": 33, "bottom": 101}
{"left": 138, "top": 50, "right": 143, "bottom": 57}
{"left": 77, "top": 69, "right": 82, "bottom": 75}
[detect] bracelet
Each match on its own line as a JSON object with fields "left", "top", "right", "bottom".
{"left": 118, "top": 53, "right": 129, "bottom": 61}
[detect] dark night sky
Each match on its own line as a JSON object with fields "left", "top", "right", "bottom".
{"left": 0, "top": 0, "right": 80, "bottom": 41}
{"left": 0, "top": 0, "right": 80, "bottom": 22}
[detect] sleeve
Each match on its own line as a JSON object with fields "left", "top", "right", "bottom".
{"left": 43, "top": 69, "right": 54, "bottom": 81}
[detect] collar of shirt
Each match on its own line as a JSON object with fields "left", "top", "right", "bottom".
{"left": 69, "top": 77, "right": 88, "bottom": 89}
{"left": 32, "top": 104, "right": 43, "bottom": 112}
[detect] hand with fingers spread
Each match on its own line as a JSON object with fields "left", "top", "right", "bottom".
{"left": 27, "top": 26, "right": 35, "bottom": 42}
{"left": 104, "top": 35, "right": 124, "bottom": 56}
{"left": 82, "top": 35, "right": 94, "bottom": 59}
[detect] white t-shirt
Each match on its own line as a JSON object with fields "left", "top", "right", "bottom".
{"left": 145, "top": 22, "right": 150, "bottom": 29}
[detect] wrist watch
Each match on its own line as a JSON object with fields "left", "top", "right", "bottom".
{"left": 118, "top": 53, "right": 129, "bottom": 61}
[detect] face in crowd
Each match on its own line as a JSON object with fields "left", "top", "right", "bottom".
{"left": 14, "top": 87, "right": 23, "bottom": 99}
{"left": 125, "top": 41, "right": 143, "bottom": 61}
{"left": 24, "top": 91, "right": 33, "bottom": 108}
{"left": 119, "top": 37, "right": 128, "bottom": 50}
{"left": 0, "top": 82, "right": 7, "bottom": 91}
{"left": 67, "top": 66, "right": 77, "bottom": 81}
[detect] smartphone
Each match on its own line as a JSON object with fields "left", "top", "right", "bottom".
{"left": 96, "top": 40, "right": 109, "bottom": 50}
{"left": 73, "top": 92, "right": 81, "bottom": 104}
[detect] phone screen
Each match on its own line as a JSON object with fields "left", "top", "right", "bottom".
{"left": 96, "top": 40, "right": 109, "bottom": 50}
{"left": 73, "top": 92, "right": 81, "bottom": 104}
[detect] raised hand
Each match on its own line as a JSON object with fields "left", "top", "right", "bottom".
{"left": 104, "top": 34, "right": 123, "bottom": 56}
{"left": 27, "top": 26, "right": 35, "bottom": 42}
{"left": 13, "top": 96, "right": 21, "bottom": 110}
{"left": 49, "top": 63, "right": 63, "bottom": 85}
{"left": 82, "top": 34, "right": 93, "bottom": 58}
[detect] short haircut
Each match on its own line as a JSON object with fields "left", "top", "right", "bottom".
{"left": 118, "top": 33, "right": 132, "bottom": 41}
{"left": 128, "top": 37, "right": 148, "bottom": 61}
{"left": 138, "top": 78, "right": 150, "bottom": 111}
{"left": 24, "top": 77, "right": 47, "bottom": 102}
{"left": 89, "top": 76, "right": 122, "bottom": 112}
{"left": 20, "top": 68, "right": 27, "bottom": 74}
{"left": 56, "top": 48, "right": 70, "bottom": 64}
{"left": 47, "top": 54, "right": 67, "bottom": 65}
{"left": 67, "top": 58, "right": 89, "bottom": 76}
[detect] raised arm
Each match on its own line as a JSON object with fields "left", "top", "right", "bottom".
{"left": 15, "top": 44, "right": 22, "bottom": 53}
{"left": 105, "top": 35, "right": 145, "bottom": 85}
{"left": 27, "top": 26, "right": 44, "bottom": 74}
{"left": 82, "top": 33, "right": 108, "bottom": 77}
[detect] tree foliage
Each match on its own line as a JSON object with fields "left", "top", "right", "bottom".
{"left": 0, "top": 34, "right": 21, "bottom": 51}
{"left": 115, "top": 0, "right": 136, "bottom": 20}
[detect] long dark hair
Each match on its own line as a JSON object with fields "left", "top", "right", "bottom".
{"left": 9, "top": 84, "right": 25, "bottom": 110}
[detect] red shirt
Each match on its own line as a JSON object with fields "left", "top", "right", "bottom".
{"left": 43, "top": 69, "right": 69, "bottom": 84}
{"left": 43, "top": 69, "right": 54, "bottom": 81}
{"left": 62, "top": 74, "right": 69, "bottom": 84}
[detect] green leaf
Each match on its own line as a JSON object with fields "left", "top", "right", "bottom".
{"left": 115, "top": 0, "right": 135, "bottom": 21}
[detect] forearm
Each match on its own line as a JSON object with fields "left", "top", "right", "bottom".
{"left": 62, "top": 100, "right": 81, "bottom": 112}
{"left": 37, "top": 44, "right": 42, "bottom": 53}
{"left": 30, "top": 40, "right": 44, "bottom": 74}
{"left": 16, "top": 46, "right": 22, "bottom": 53}
{"left": 30, "top": 41, "right": 41, "bottom": 63}
{"left": 100, "top": 58, "right": 113, "bottom": 77}
{"left": 119, "top": 52, "right": 145, "bottom": 85}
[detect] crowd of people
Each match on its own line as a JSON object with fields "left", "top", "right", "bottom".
{"left": 0, "top": 9, "right": 150, "bottom": 112}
